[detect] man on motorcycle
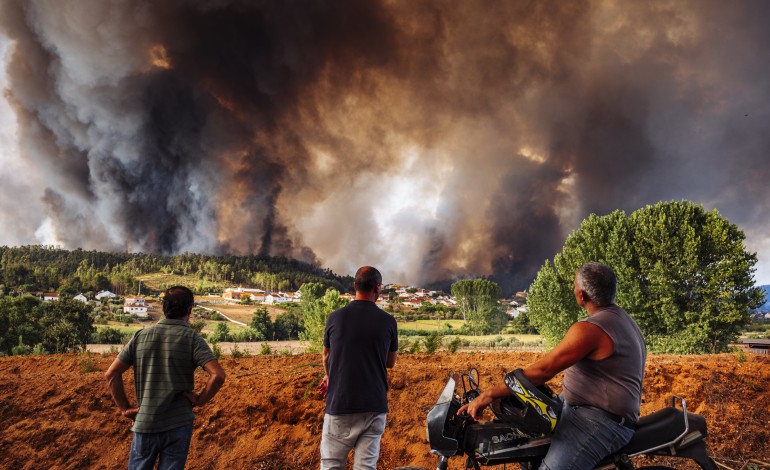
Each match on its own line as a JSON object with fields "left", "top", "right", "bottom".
{"left": 459, "top": 262, "right": 646, "bottom": 470}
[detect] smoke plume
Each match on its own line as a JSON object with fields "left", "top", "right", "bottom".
{"left": 1, "top": 0, "right": 769, "bottom": 291}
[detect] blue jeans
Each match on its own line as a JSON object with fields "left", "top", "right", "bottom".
{"left": 320, "top": 412, "right": 387, "bottom": 470}
{"left": 539, "top": 402, "right": 634, "bottom": 470}
{"left": 128, "top": 424, "right": 193, "bottom": 470}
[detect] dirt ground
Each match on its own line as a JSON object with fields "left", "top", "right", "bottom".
{"left": 0, "top": 352, "right": 768, "bottom": 469}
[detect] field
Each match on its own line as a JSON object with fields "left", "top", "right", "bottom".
{"left": 0, "top": 352, "right": 768, "bottom": 469}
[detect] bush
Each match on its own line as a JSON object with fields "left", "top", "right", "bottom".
{"left": 398, "top": 329, "right": 432, "bottom": 337}
{"left": 11, "top": 336, "right": 31, "bottom": 356}
{"left": 447, "top": 336, "right": 462, "bottom": 353}
{"left": 423, "top": 332, "right": 442, "bottom": 354}
{"left": 211, "top": 342, "right": 222, "bottom": 360}
{"left": 736, "top": 348, "right": 747, "bottom": 363}
{"left": 260, "top": 342, "right": 272, "bottom": 355}
{"left": 80, "top": 351, "right": 98, "bottom": 373}
{"left": 208, "top": 311, "right": 225, "bottom": 321}
{"left": 231, "top": 343, "right": 250, "bottom": 358}
{"left": 92, "top": 327, "right": 124, "bottom": 344}
{"left": 232, "top": 328, "right": 264, "bottom": 342}
{"left": 409, "top": 340, "right": 422, "bottom": 354}
{"left": 209, "top": 323, "right": 232, "bottom": 343}
{"left": 190, "top": 320, "right": 206, "bottom": 334}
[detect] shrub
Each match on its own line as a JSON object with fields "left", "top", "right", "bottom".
{"left": 92, "top": 327, "right": 124, "bottom": 344}
{"left": 423, "top": 332, "right": 442, "bottom": 354}
{"left": 260, "top": 342, "right": 272, "bottom": 356}
{"left": 231, "top": 343, "right": 250, "bottom": 358}
{"left": 189, "top": 319, "right": 206, "bottom": 333}
{"left": 208, "top": 311, "right": 225, "bottom": 321}
{"left": 209, "top": 323, "right": 232, "bottom": 343}
{"left": 409, "top": 340, "right": 422, "bottom": 354}
{"left": 80, "top": 351, "right": 98, "bottom": 373}
{"left": 11, "top": 336, "right": 31, "bottom": 356}
{"left": 211, "top": 342, "right": 222, "bottom": 360}
{"left": 447, "top": 336, "right": 462, "bottom": 353}
{"left": 736, "top": 348, "right": 747, "bottom": 363}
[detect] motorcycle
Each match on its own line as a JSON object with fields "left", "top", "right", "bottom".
{"left": 398, "top": 369, "right": 717, "bottom": 470}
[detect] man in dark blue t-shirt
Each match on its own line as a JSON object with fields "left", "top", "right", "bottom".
{"left": 320, "top": 266, "right": 398, "bottom": 470}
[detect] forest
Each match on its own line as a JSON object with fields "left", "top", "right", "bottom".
{"left": 0, "top": 245, "right": 353, "bottom": 295}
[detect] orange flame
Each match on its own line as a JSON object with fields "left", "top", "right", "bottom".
{"left": 149, "top": 45, "right": 171, "bottom": 69}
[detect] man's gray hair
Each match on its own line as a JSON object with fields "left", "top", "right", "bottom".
{"left": 575, "top": 262, "right": 617, "bottom": 307}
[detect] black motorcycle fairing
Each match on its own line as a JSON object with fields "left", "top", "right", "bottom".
{"left": 462, "top": 421, "right": 550, "bottom": 465}
{"left": 426, "top": 376, "right": 464, "bottom": 457}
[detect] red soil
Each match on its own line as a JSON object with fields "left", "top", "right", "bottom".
{"left": 0, "top": 352, "right": 768, "bottom": 469}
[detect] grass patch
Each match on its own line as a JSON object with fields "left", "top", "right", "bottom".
{"left": 397, "top": 319, "right": 466, "bottom": 331}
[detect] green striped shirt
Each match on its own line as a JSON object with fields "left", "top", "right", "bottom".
{"left": 118, "top": 319, "right": 216, "bottom": 433}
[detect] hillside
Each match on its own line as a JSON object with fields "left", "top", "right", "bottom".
{"left": 755, "top": 285, "right": 770, "bottom": 312}
{"left": 1, "top": 352, "right": 768, "bottom": 469}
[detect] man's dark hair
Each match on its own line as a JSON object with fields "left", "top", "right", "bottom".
{"left": 354, "top": 266, "right": 382, "bottom": 293}
{"left": 162, "top": 286, "right": 195, "bottom": 319}
{"left": 575, "top": 262, "right": 617, "bottom": 307}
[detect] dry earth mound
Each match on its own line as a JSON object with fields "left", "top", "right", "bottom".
{"left": 0, "top": 352, "right": 768, "bottom": 469}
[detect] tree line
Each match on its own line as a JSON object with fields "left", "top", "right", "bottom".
{"left": 0, "top": 245, "right": 353, "bottom": 295}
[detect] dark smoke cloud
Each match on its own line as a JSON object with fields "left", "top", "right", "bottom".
{"left": 1, "top": 0, "right": 769, "bottom": 290}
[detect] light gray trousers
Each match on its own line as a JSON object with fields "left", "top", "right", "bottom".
{"left": 320, "top": 412, "right": 387, "bottom": 470}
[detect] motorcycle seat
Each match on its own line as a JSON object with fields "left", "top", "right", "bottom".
{"left": 617, "top": 407, "right": 708, "bottom": 455}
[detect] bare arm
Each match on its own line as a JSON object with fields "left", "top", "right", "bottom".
{"left": 459, "top": 321, "right": 611, "bottom": 420}
{"left": 318, "top": 346, "right": 330, "bottom": 393}
{"left": 523, "top": 321, "right": 611, "bottom": 385}
{"left": 185, "top": 360, "right": 226, "bottom": 407}
{"left": 105, "top": 358, "right": 138, "bottom": 420}
{"left": 322, "top": 346, "right": 330, "bottom": 377}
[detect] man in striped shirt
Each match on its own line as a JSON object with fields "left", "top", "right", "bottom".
{"left": 105, "top": 285, "right": 226, "bottom": 470}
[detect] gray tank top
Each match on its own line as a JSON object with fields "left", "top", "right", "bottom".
{"left": 562, "top": 305, "right": 646, "bottom": 422}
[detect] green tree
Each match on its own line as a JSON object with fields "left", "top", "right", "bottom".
{"left": 507, "top": 310, "right": 538, "bottom": 334}
{"left": 451, "top": 279, "right": 506, "bottom": 335}
{"left": 528, "top": 201, "right": 764, "bottom": 353}
{"left": 0, "top": 295, "right": 44, "bottom": 355}
{"left": 300, "top": 285, "right": 348, "bottom": 352}
{"left": 92, "top": 327, "right": 124, "bottom": 344}
{"left": 209, "top": 322, "right": 232, "bottom": 343}
{"left": 39, "top": 298, "right": 95, "bottom": 353}
{"left": 250, "top": 307, "right": 273, "bottom": 340}
{"left": 273, "top": 311, "right": 302, "bottom": 340}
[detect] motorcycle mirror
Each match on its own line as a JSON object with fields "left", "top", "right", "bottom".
{"left": 468, "top": 368, "right": 479, "bottom": 388}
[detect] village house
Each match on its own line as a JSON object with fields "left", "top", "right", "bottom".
{"left": 123, "top": 296, "right": 149, "bottom": 317}
{"left": 42, "top": 293, "right": 59, "bottom": 302}
{"left": 73, "top": 293, "right": 88, "bottom": 303}
{"left": 223, "top": 287, "right": 265, "bottom": 301}
{"left": 95, "top": 290, "right": 117, "bottom": 300}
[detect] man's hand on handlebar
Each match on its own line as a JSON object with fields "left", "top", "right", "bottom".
{"left": 457, "top": 391, "right": 495, "bottom": 420}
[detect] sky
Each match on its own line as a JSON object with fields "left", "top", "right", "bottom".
{"left": 0, "top": 1, "right": 769, "bottom": 291}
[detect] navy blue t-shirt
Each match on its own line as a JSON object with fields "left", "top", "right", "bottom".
{"left": 323, "top": 300, "right": 398, "bottom": 415}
